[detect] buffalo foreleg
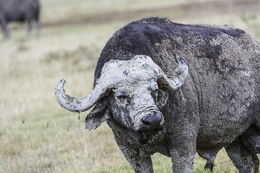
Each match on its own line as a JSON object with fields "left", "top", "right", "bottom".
{"left": 130, "top": 157, "right": 154, "bottom": 173}
{"left": 1, "top": 19, "right": 9, "bottom": 38}
{"left": 35, "top": 18, "right": 41, "bottom": 36}
{"left": 108, "top": 121, "right": 154, "bottom": 173}
{"left": 226, "top": 137, "right": 259, "bottom": 173}
{"left": 169, "top": 134, "right": 197, "bottom": 173}
{"left": 119, "top": 145, "right": 154, "bottom": 173}
{"left": 27, "top": 20, "right": 32, "bottom": 36}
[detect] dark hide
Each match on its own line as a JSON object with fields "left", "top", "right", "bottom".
{"left": 0, "top": 0, "right": 40, "bottom": 38}
{"left": 94, "top": 17, "right": 245, "bottom": 83}
{"left": 89, "top": 17, "right": 260, "bottom": 172}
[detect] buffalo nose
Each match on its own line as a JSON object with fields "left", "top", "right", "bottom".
{"left": 142, "top": 114, "right": 163, "bottom": 129}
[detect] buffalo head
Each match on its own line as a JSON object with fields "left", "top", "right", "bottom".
{"left": 55, "top": 55, "right": 188, "bottom": 143}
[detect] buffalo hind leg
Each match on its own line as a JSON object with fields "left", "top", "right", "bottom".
{"left": 255, "top": 115, "right": 260, "bottom": 131}
{"left": 241, "top": 125, "right": 260, "bottom": 153}
{"left": 226, "top": 137, "right": 259, "bottom": 173}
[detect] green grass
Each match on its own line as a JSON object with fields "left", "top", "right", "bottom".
{"left": 0, "top": 0, "right": 260, "bottom": 172}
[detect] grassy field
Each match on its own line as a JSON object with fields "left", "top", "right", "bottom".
{"left": 0, "top": 0, "right": 260, "bottom": 172}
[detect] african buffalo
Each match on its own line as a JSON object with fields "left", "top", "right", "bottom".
{"left": 55, "top": 17, "right": 260, "bottom": 173}
{"left": 0, "top": 0, "right": 40, "bottom": 38}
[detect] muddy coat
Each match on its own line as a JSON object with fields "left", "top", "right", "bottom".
{"left": 55, "top": 17, "right": 260, "bottom": 173}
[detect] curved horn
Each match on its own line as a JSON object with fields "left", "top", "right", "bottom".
{"left": 157, "top": 56, "right": 188, "bottom": 91}
{"left": 55, "top": 79, "right": 110, "bottom": 112}
{"left": 55, "top": 58, "right": 134, "bottom": 113}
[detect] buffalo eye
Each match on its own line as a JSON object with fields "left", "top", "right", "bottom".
{"left": 151, "top": 89, "right": 159, "bottom": 99}
{"left": 152, "top": 89, "right": 159, "bottom": 98}
{"left": 152, "top": 89, "right": 164, "bottom": 103}
{"left": 117, "top": 95, "right": 131, "bottom": 105}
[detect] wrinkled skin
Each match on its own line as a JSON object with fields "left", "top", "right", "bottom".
{"left": 108, "top": 81, "right": 168, "bottom": 144}
{"left": 0, "top": 0, "right": 40, "bottom": 38}
{"left": 55, "top": 17, "right": 260, "bottom": 173}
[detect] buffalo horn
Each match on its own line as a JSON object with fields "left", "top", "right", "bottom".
{"left": 55, "top": 79, "right": 110, "bottom": 112}
{"left": 157, "top": 56, "right": 188, "bottom": 91}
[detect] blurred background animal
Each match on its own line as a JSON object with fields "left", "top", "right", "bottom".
{"left": 0, "top": 0, "right": 40, "bottom": 38}
{"left": 1, "top": 0, "right": 259, "bottom": 172}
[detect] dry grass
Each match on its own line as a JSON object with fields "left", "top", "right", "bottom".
{"left": 41, "top": 0, "right": 209, "bottom": 22}
{"left": 0, "top": 0, "right": 260, "bottom": 172}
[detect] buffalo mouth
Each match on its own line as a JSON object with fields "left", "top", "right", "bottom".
{"left": 134, "top": 128, "right": 164, "bottom": 144}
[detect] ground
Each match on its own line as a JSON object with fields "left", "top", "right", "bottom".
{"left": 0, "top": 0, "right": 260, "bottom": 172}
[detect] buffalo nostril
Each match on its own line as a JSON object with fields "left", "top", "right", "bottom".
{"left": 142, "top": 114, "right": 163, "bottom": 128}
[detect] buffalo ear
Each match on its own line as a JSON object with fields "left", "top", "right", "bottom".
{"left": 85, "top": 102, "right": 110, "bottom": 130}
